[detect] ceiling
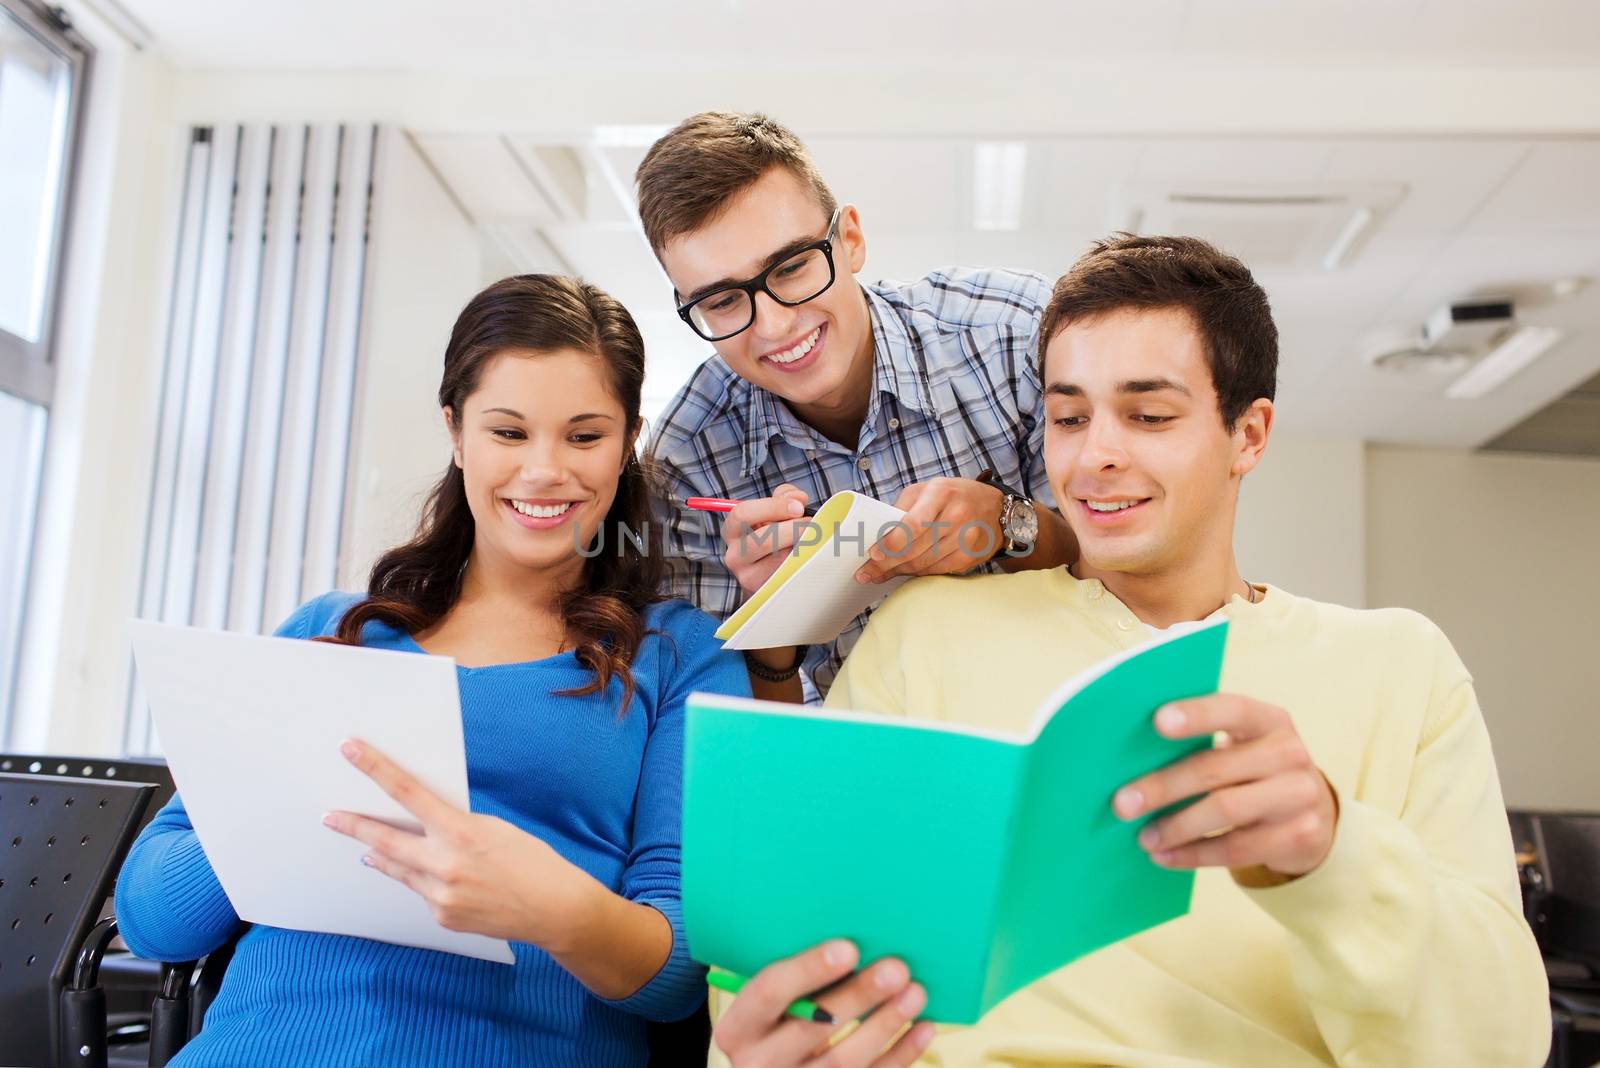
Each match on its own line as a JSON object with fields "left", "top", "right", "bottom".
{"left": 1487, "top": 370, "right": 1600, "bottom": 456}
{"left": 114, "top": 0, "right": 1600, "bottom": 73}
{"left": 114, "top": 0, "right": 1600, "bottom": 450}
{"left": 412, "top": 129, "right": 1600, "bottom": 449}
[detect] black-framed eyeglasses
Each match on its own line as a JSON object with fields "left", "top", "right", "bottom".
{"left": 675, "top": 208, "right": 842, "bottom": 342}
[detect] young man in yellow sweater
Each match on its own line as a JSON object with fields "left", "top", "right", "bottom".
{"left": 707, "top": 235, "right": 1550, "bottom": 1068}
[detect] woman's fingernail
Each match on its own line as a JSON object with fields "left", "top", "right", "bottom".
{"left": 1138, "top": 826, "right": 1160, "bottom": 849}
{"left": 1152, "top": 850, "right": 1174, "bottom": 866}
{"left": 1156, "top": 705, "right": 1186, "bottom": 733}
{"left": 360, "top": 854, "right": 375, "bottom": 868}
{"left": 788, "top": 500, "right": 803, "bottom": 516}
{"left": 875, "top": 960, "right": 909, "bottom": 990}
{"left": 823, "top": 940, "right": 854, "bottom": 968}
{"left": 340, "top": 740, "right": 360, "bottom": 761}
{"left": 321, "top": 812, "right": 336, "bottom": 829}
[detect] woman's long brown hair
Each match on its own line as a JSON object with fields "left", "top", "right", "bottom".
{"left": 320, "top": 274, "right": 665, "bottom": 709}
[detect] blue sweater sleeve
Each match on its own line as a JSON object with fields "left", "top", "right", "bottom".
{"left": 114, "top": 595, "right": 338, "bottom": 961}
{"left": 601, "top": 603, "right": 751, "bottom": 1022}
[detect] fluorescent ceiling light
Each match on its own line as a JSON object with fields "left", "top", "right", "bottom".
{"left": 973, "top": 142, "right": 1026, "bottom": 231}
{"left": 1444, "top": 325, "right": 1566, "bottom": 400}
{"left": 1322, "top": 205, "right": 1375, "bottom": 271}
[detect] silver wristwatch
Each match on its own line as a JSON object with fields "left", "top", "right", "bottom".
{"left": 977, "top": 469, "right": 1038, "bottom": 557}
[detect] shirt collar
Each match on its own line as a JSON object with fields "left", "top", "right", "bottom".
{"left": 741, "top": 385, "right": 799, "bottom": 476}
{"left": 736, "top": 284, "right": 937, "bottom": 477}
{"left": 1050, "top": 567, "right": 1289, "bottom": 625}
{"left": 863, "top": 283, "right": 937, "bottom": 418}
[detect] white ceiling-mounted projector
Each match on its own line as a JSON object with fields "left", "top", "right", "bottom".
{"left": 1362, "top": 296, "right": 1568, "bottom": 399}
{"left": 1362, "top": 298, "right": 1515, "bottom": 374}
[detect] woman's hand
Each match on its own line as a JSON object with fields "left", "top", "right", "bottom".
{"left": 323, "top": 739, "right": 587, "bottom": 949}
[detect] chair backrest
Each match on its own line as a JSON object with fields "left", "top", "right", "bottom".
{"left": 0, "top": 773, "right": 153, "bottom": 1067}
{"left": 1537, "top": 812, "right": 1600, "bottom": 970}
{"left": 0, "top": 756, "right": 176, "bottom": 834}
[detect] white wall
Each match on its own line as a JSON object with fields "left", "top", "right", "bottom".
{"left": 1235, "top": 434, "right": 1366, "bottom": 608}
{"left": 1235, "top": 438, "right": 1600, "bottom": 810}
{"left": 1366, "top": 445, "right": 1600, "bottom": 810}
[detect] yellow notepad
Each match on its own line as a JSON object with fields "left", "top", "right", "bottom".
{"left": 713, "top": 491, "right": 910, "bottom": 649}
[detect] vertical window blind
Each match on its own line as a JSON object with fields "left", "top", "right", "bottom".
{"left": 125, "top": 123, "right": 379, "bottom": 754}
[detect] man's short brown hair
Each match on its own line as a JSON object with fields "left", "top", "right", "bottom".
{"left": 635, "top": 111, "right": 837, "bottom": 257}
{"left": 1039, "top": 234, "right": 1278, "bottom": 427}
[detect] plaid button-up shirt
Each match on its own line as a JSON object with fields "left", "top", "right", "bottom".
{"left": 648, "top": 267, "right": 1055, "bottom": 700}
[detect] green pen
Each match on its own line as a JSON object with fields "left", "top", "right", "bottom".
{"left": 707, "top": 966, "right": 836, "bottom": 1025}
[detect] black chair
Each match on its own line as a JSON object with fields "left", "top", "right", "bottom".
{"left": 1, "top": 756, "right": 181, "bottom": 1055}
{"left": 1510, "top": 809, "right": 1600, "bottom": 1068}
{"left": 26, "top": 748, "right": 715, "bottom": 1065}
{"left": 0, "top": 772, "right": 155, "bottom": 1068}
{"left": 646, "top": 1001, "right": 712, "bottom": 1066}
{"left": 0, "top": 757, "right": 176, "bottom": 837}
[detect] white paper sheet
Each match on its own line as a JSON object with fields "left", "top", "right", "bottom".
{"left": 719, "top": 492, "right": 912, "bottom": 650}
{"left": 127, "top": 619, "right": 515, "bottom": 964}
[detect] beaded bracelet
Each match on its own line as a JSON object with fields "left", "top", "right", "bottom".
{"left": 742, "top": 645, "right": 809, "bottom": 684}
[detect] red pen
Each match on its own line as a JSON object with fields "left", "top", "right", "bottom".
{"left": 683, "top": 496, "right": 817, "bottom": 517}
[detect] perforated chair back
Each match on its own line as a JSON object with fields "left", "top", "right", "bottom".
{"left": 0, "top": 773, "right": 153, "bottom": 1067}
{"left": 0, "top": 756, "right": 175, "bottom": 834}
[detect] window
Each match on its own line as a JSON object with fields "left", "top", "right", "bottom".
{"left": 0, "top": 0, "right": 87, "bottom": 741}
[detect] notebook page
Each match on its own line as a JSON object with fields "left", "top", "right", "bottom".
{"left": 718, "top": 491, "right": 909, "bottom": 650}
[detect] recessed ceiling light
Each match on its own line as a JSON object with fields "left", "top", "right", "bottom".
{"left": 973, "top": 142, "right": 1026, "bottom": 232}
{"left": 1445, "top": 325, "right": 1567, "bottom": 400}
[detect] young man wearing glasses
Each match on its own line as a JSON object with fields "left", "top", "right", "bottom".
{"left": 639, "top": 112, "right": 1078, "bottom": 700}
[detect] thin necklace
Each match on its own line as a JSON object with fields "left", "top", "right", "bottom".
{"left": 1068, "top": 563, "right": 1260, "bottom": 605}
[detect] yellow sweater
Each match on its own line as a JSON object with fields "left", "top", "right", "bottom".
{"left": 711, "top": 569, "right": 1549, "bottom": 1068}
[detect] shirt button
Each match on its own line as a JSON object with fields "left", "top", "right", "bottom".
{"left": 887, "top": 417, "right": 901, "bottom": 430}
{"left": 1117, "top": 618, "right": 1134, "bottom": 631}
{"left": 806, "top": 450, "right": 818, "bottom": 461}
{"left": 858, "top": 457, "right": 871, "bottom": 471}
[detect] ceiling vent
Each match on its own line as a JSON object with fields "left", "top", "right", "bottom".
{"left": 1108, "top": 182, "right": 1406, "bottom": 271}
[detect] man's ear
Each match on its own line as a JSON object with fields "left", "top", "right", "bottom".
{"left": 444, "top": 406, "right": 464, "bottom": 469}
{"left": 1231, "top": 398, "right": 1274, "bottom": 478}
{"left": 840, "top": 204, "right": 867, "bottom": 274}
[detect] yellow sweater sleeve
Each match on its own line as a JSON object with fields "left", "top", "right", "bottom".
{"left": 1242, "top": 625, "right": 1549, "bottom": 1066}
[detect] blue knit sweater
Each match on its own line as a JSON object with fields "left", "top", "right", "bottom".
{"left": 115, "top": 592, "right": 749, "bottom": 1067}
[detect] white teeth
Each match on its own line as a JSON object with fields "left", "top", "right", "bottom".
{"left": 1086, "top": 500, "right": 1140, "bottom": 513}
{"left": 768, "top": 326, "right": 820, "bottom": 364}
{"left": 510, "top": 500, "right": 572, "bottom": 519}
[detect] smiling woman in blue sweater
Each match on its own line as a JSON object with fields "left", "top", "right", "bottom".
{"left": 115, "top": 274, "right": 750, "bottom": 1067}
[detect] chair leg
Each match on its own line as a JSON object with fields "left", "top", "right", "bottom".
{"left": 148, "top": 961, "right": 197, "bottom": 1067}
{"left": 60, "top": 986, "right": 110, "bottom": 1068}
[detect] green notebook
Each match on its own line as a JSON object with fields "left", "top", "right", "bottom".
{"left": 683, "top": 618, "right": 1228, "bottom": 1024}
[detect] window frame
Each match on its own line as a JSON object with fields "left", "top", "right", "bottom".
{"left": 0, "top": 0, "right": 91, "bottom": 407}
{"left": 0, "top": 0, "right": 91, "bottom": 739}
